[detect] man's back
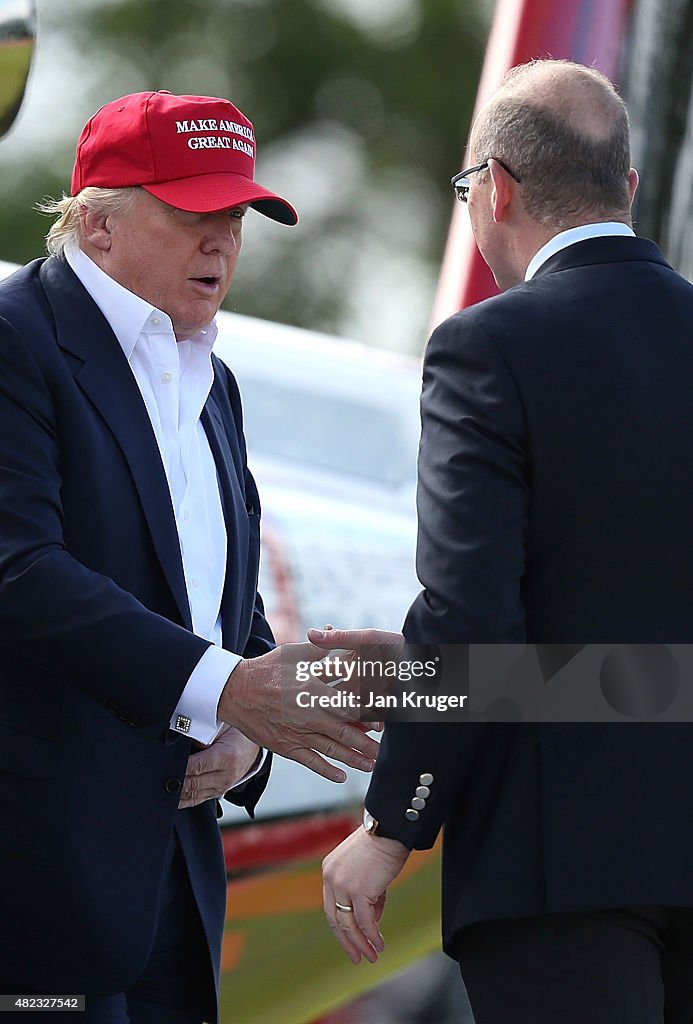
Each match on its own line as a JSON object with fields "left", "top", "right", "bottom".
{"left": 480, "top": 234, "right": 693, "bottom": 642}
{"left": 399, "top": 233, "right": 693, "bottom": 938}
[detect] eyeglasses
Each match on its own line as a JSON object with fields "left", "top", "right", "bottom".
{"left": 451, "top": 158, "right": 521, "bottom": 202}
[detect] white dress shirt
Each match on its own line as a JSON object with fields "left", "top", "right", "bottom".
{"left": 65, "top": 245, "right": 241, "bottom": 744}
{"left": 525, "top": 221, "right": 636, "bottom": 281}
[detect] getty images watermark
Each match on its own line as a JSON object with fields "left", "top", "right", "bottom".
{"left": 294, "top": 654, "right": 469, "bottom": 712}
{"left": 282, "top": 644, "right": 693, "bottom": 723}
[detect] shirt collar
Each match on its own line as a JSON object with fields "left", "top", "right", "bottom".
{"left": 64, "top": 245, "right": 218, "bottom": 359}
{"left": 524, "top": 222, "right": 636, "bottom": 282}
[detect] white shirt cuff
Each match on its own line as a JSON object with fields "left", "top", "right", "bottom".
{"left": 171, "top": 644, "right": 241, "bottom": 745}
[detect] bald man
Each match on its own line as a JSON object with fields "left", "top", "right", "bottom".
{"left": 319, "top": 60, "right": 693, "bottom": 1022}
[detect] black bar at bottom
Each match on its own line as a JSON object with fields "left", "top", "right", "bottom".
{"left": 0, "top": 997, "right": 85, "bottom": 1012}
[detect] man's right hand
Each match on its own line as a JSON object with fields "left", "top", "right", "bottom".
{"left": 216, "top": 642, "right": 379, "bottom": 782}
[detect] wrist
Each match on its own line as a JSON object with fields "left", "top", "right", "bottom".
{"left": 218, "top": 659, "right": 247, "bottom": 726}
{"left": 361, "top": 810, "right": 411, "bottom": 861}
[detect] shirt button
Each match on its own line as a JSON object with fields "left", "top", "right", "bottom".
{"left": 161, "top": 372, "right": 172, "bottom": 384}
{"left": 151, "top": 316, "right": 160, "bottom": 326}
{"left": 191, "top": 578, "right": 199, "bottom": 588}
{"left": 183, "top": 510, "right": 190, "bottom": 521}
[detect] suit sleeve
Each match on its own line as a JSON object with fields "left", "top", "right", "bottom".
{"left": 366, "top": 313, "right": 530, "bottom": 848}
{"left": 0, "top": 315, "right": 211, "bottom": 736}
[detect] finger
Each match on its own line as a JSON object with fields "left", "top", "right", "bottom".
{"left": 326, "top": 913, "right": 370, "bottom": 964}
{"left": 286, "top": 733, "right": 378, "bottom": 779}
{"left": 186, "top": 769, "right": 228, "bottom": 790}
{"left": 322, "top": 884, "right": 366, "bottom": 965}
{"left": 334, "top": 903, "right": 379, "bottom": 964}
{"left": 307, "top": 728, "right": 378, "bottom": 771}
{"left": 287, "top": 746, "right": 348, "bottom": 783}
{"left": 179, "top": 775, "right": 225, "bottom": 808}
{"left": 308, "top": 627, "right": 397, "bottom": 650}
{"left": 186, "top": 752, "right": 213, "bottom": 776}
{"left": 179, "top": 780, "right": 217, "bottom": 807}
{"left": 179, "top": 773, "right": 200, "bottom": 807}
{"left": 307, "top": 627, "right": 370, "bottom": 649}
{"left": 353, "top": 899, "right": 385, "bottom": 954}
{"left": 290, "top": 703, "right": 381, "bottom": 755}
{"left": 331, "top": 722, "right": 380, "bottom": 760}
{"left": 355, "top": 720, "right": 384, "bottom": 734}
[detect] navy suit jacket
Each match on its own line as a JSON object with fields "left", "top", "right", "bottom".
{"left": 0, "top": 257, "right": 273, "bottom": 997}
{"left": 366, "top": 236, "right": 693, "bottom": 953}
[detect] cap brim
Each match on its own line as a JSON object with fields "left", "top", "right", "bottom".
{"left": 143, "top": 172, "right": 298, "bottom": 225}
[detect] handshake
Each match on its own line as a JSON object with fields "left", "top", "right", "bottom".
{"left": 216, "top": 626, "right": 403, "bottom": 781}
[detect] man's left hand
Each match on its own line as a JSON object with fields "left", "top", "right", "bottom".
{"left": 179, "top": 725, "right": 261, "bottom": 809}
{"left": 322, "top": 826, "right": 410, "bottom": 965}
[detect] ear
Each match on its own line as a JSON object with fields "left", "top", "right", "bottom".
{"left": 487, "top": 159, "right": 515, "bottom": 223}
{"left": 80, "top": 205, "right": 113, "bottom": 253}
{"left": 628, "top": 167, "right": 639, "bottom": 205}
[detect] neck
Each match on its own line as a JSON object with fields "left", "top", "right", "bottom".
{"left": 521, "top": 216, "right": 632, "bottom": 278}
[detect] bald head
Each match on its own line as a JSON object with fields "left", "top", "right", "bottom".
{"left": 471, "top": 59, "right": 633, "bottom": 229}
{"left": 498, "top": 61, "right": 626, "bottom": 138}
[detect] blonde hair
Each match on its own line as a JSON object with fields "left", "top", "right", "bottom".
{"left": 37, "top": 186, "right": 140, "bottom": 256}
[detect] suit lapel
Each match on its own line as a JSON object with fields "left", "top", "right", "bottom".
{"left": 39, "top": 257, "right": 192, "bottom": 630}
{"left": 201, "top": 389, "right": 249, "bottom": 648}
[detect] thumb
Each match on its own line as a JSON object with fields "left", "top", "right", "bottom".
{"left": 307, "top": 626, "right": 358, "bottom": 647}
{"left": 308, "top": 627, "right": 385, "bottom": 649}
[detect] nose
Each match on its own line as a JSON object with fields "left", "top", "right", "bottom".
{"left": 200, "top": 213, "right": 240, "bottom": 256}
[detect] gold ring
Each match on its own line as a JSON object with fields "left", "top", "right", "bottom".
{"left": 335, "top": 901, "right": 354, "bottom": 913}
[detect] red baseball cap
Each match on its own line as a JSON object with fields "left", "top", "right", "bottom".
{"left": 71, "top": 91, "right": 298, "bottom": 225}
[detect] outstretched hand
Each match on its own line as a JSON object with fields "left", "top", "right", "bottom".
{"left": 216, "top": 641, "right": 380, "bottom": 783}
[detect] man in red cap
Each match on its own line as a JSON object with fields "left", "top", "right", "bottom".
{"left": 0, "top": 92, "right": 377, "bottom": 1023}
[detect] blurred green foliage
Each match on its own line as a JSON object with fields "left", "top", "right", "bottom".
{"left": 0, "top": 0, "right": 488, "bottom": 348}
{"left": 0, "top": 38, "right": 33, "bottom": 134}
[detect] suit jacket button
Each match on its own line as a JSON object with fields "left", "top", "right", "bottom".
{"left": 419, "top": 773, "right": 434, "bottom": 786}
{"left": 405, "top": 808, "right": 420, "bottom": 822}
{"left": 164, "top": 777, "right": 182, "bottom": 795}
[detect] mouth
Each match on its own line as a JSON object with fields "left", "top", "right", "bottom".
{"left": 190, "top": 275, "right": 222, "bottom": 293}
